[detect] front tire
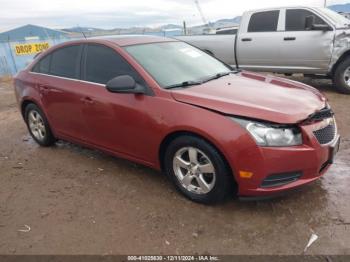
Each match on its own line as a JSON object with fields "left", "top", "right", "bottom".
{"left": 24, "top": 103, "right": 56, "bottom": 147}
{"left": 333, "top": 58, "right": 350, "bottom": 94}
{"left": 164, "top": 135, "right": 234, "bottom": 204}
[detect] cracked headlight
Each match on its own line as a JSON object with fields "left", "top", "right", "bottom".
{"left": 231, "top": 118, "right": 302, "bottom": 147}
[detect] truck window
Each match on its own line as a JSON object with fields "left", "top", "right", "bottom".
{"left": 248, "top": 11, "right": 279, "bottom": 32}
{"left": 286, "top": 9, "right": 327, "bottom": 31}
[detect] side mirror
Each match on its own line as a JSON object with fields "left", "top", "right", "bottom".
{"left": 312, "top": 23, "right": 333, "bottom": 31}
{"left": 106, "top": 75, "right": 146, "bottom": 94}
{"left": 305, "top": 15, "right": 332, "bottom": 31}
{"left": 305, "top": 15, "right": 315, "bottom": 30}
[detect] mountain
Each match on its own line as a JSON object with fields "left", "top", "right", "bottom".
{"left": 160, "top": 24, "right": 182, "bottom": 30}
{"left": 62, "top": 26, "right": 104, "bottom": 33}
{"left": 215, "top": 16, "right": 241, "bottom": 24}
{"left": 212, "top": 16, "right": 241, "bottom": 30}
{"left": 329, "top": 3, "right": 350, "bottom": 13}
{"left": 61, "top": 15, "right": 241, "bottom": 35}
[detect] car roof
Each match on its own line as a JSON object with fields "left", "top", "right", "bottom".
{"left": 80, "top": 35, "right": 177, "bottom": 47}
{"left": 32, "top": 35, "right": 179, "bottom": 64}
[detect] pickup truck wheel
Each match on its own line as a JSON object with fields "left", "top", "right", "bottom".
{"left": 164, "top": 135, "right": 234, "bottom": 204}
{"left": 334, "top": 59, "right": 350, "bottom": 94}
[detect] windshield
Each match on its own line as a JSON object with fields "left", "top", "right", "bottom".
{"left": 317, "top": 7, "right": 350, "bottom": 26}
{"left": 124, "top": 42, "right": 232, "bottom": 88}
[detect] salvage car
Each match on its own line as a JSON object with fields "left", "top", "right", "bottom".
{"left": 14, "top": 36, "right": 340, "bottom": 203}
{"left": 177, "top": 7, "right": 350, "bottom": 94}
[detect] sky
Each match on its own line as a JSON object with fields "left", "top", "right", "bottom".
{"left": 0, "top": 0, "right": 349, "bottom": 31}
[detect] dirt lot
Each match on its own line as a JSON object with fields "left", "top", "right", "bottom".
{"left": 0, "top": 77, "right": 349, "bottom": 255}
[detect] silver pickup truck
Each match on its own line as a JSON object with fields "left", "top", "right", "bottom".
{"left": 176, "top": 7, "right": 350, "bottom": 94}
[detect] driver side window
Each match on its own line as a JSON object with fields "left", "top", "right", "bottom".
{"left": 286, "top": 9, "right": 327, "bottom": 31}
{"left": 84, "top": 44, "right": 146, "bottom": 85}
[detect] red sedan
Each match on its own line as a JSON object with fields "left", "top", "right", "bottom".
{"left": 14, "top": 36, "right": 340, "bottom": 203}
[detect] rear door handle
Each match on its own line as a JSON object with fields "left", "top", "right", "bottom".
{"left": 284, "top": 37, "right": 296, "bottom": 41}
{"left": 81, "top": 96, "right": 94, "bottom": 105}
{"left": 241, "top": 38, "right": 252, "bottom": 42}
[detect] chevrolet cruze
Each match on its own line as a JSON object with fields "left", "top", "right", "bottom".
{"left": 14, "top": 36, "right": 340, "bottom": 203}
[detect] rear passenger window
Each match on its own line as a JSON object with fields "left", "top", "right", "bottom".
{"left": 248, "top": 11, "right": 280, "bottom": 32}
{"left": 286, "top": 9, "right": 327, "bottom": 31}
{"left": 50, "top": 45, "right": 81, "bottom": 79}
{"left": 32, "top": 54, "right": 51, "bottom": 74}
{"left": 84, "top": 44, "right": 144, "bottom": 85}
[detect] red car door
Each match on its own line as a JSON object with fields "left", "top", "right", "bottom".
{"left": 34, "top": 44, "right": 90, "bottom": 142}
{"left": 79, "top": 43, "right": 160, "bottom": 163}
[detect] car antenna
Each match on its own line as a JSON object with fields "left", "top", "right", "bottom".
{"left": 77, "top": 24, "right": 87, "bottom": 39}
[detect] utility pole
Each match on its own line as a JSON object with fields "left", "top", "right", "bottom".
{"left": 324, "top": 0, "right": 327, "bottom": 7}
{"left": 194, "top": 0, "right": 213, "bottom": 32}
{"left": 194, "top": 0, "right": 209, "bottom": 26}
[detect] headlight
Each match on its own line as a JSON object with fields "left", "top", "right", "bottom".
{"left": 231, "top": 118, "right": 302, "bottom": 147}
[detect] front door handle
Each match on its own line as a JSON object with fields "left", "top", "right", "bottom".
{"left": 81, "top": 96, "right": 94, "bottom": 105}
{"left": 38, "top": 84, "right": 50, "bottom": 94}
{"left": 284, "top": 37, "right": 296, "bottom": 41}
{"left": 241, "top": 38, "right": 252, "bottom": 42}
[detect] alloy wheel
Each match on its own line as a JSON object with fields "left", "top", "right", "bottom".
{"left": 28, "top": 110, "right": 46, "bottom": 142}
{"left": 343, "top": 66, "right": 350, "bottom": 87}
{"left": 173, "top": 147, "right": 216, "bottom": 194}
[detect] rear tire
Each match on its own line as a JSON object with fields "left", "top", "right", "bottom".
{"left": 24, "top": 103, "right": 56, "bottom": 147}
{"left": 164, "top": 135, "right": 234, "bottom": 204}
{"left": 333, "top": 58, "right": 350, "bottom": 94}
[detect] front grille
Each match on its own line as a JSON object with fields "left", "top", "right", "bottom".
{"left": 313, "top": 122, "right": 336, "bottom": 145}
{"left": 261, "top": 172, "right": 302, "bottom": 188}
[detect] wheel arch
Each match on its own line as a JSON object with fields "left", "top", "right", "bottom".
{"left": 158, "top": 130, "right": 237, "bottom": 187}
{"left": 21, "top": 99, "right": 38, "bottom": 119}
{"left": 21, "top": 99, "right": 53, "bottom": 131}
{"left": 331, "top": 50, "right": 350, "bottom": 76}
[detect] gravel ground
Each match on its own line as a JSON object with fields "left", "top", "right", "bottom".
{"left": 0, "top": 77, "right": 349, "bottom": 255}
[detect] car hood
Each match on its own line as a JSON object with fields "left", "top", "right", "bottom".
{"left": 171, "top": 72, "right": 327, "bottom": 124}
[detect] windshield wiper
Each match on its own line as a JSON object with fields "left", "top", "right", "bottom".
{"left": 201, "top": 71, "right": 234, "bottom": 84}
{"left": 164, "top": 71, "right": 237, "bottom": 89}
{"left": 165, "top": 80, "right": 202, "bottom": 89}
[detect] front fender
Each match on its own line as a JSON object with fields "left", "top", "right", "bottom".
{"left": 329, "top": 30, "right": 350, "bottom": 73}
